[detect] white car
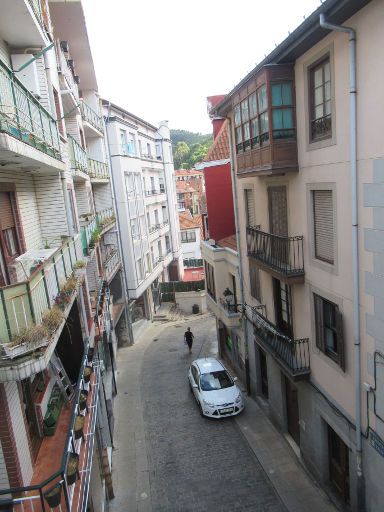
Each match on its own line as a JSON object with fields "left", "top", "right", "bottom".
{"left": 188, "top": 357, "right": 245, "bottom": 418}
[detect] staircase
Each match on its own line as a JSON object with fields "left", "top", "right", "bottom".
{"left": 153, "top": 303, "right": 184, "bottom": 323}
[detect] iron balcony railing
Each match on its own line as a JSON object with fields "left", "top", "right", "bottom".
{"left": 56, "top": 42, "right": 79, "bottom": 102}
{"left": 145, "top": 189, "right": 160, "bottom": 196}
{"left": 246, "top": 226, "right": 304, "bottom": 278}
{"left": 149, "top": 223, "right": 161, "bottom": 234}
{"left": 0, "top": 342, "right": 101, "bottom": 511}
{"left": 80, "top": 100, "right": 104, "bottom": 133}
{"left": 183, "top": 258, "right": 203, "bottom": 268}
{"left": 80, "top": 208, "right": 115, "bottom": 256}
{"left": 104, "top": 250, "right": 120, "bottom": 280}
{"left": 160, "top": 279, "right": 205, "bottom": 303}
{"left": 0, "top": 236, "right": 83, "bottom": 344}
{"left": 251, "top": 308, "right": 310, "bottom": 378}
{"left": 88, "top": 158, "right": 109, "bottom": 180}
{"left": 68, "top": 135, "right": 88, "bottom": 174}
{"left": 97, "top": 207, "right": 115, "bottom": 229}
{"left": 0, "top": 58, "right": 61, "bottom": 159}
{"left": 27, "top": 0, "right": 45, "bottom": 31}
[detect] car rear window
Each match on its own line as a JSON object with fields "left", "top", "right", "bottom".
{"left": 200, "top": 370, "right": 233, "bottom": 391}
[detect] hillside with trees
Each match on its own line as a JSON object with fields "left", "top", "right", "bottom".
{"left": 170, "top": 129, "right": 212, "bottom": 169}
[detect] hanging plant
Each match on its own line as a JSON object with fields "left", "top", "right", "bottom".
{"left": 42, "top": 306, "right": 65, "bottom": 336}
{"left": 83, "top": 365, "right": 93, "bottom": 383}
{"left": 44, "top": 482, "right": 62, "bottom": 508}
{"left": 79, "top": 390, "right": 89, "bottom": 412}
{"left": 74, "top": 414, "right": 85, "bottom": 440}
{"left": 66, "top": 452, "right": 80, "bottom": 485}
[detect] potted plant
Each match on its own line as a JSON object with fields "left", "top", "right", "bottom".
{"left": 83, "top": 365, "right": 93, "bottom": 383}
{"left": 66, "top": 452, "right": 79, "bottom": 485}
{"left": 42, "top": 307, "right": 64, "bottom": 336}
{"left": 73, "top": 260, "right": 87, "bottom": 278}
{"left": 89, "top": 228, "right": 101, "bottom": 249}
{"left": 44, "top": 482, "right": 62, "bottom": 508}
{"left": 74, "top": 414, "right": 85, "bottom": 440}
{"left": 2, "top": 324, "right": 48, "bottom": 359}
{"left": 79, "top": 390, "right": 88, "bottom": 412}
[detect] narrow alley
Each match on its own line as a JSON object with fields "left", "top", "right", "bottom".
{"left": 110, "top": 314, "right": 336, "bottom": 512}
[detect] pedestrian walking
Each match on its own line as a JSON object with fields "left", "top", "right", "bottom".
{"left": 184, "top": 327, "right": 194, "bottom": 354}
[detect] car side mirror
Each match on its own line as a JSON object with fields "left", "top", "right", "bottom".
{"left": 192, "top": 383, "right": 198, "bottom": 389}
{"left": 233, "top": 377, "right": 238, "bottom": 382}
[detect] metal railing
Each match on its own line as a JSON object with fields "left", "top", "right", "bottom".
{"left": 149, "top": 223, "right": 161, "bottom": 234}
{"left": 160, "top": 279, "right": 205, "bottom": 302}
{"left": 0, "top": 58, "right": 61, "bottom": 160}
{"left": 183, "top": 258, "right": 203, "bottom": 268}
{"left": 88, "top": 158, "right": 109, "bottom": 180}
{"left": 97, "top": 207, "right": 114, "bottom": 228}
{"left": 145, "top": 189, "right": 160, "bottom": 196}
{"left": 0, "top": 342, "right": 101, "bottom": 511}
{"left": 80, "top": 216, "right": 98, "bottom": 256}
{"left": 69, "top": 135, "right": 88, "bottom": 174}
{"left": 27, "top": 0, "right": 45, "bottom": 31}
{"left": 104, "top": 250, "right": 120, "bottom": 280}
{"left": 246, "top": 226, "right": 304, "bottom": 277}
{"left": 80, "top": 101, "right": 104, "bottom": 133}
{"left": 251, "top": 308, "right": 310, "bottom": 377}
{"left": 56, "top": 42, "right": 79, "bottom": 102}
{"left": 0, "top": 236, "right": 82, "bottom": 343}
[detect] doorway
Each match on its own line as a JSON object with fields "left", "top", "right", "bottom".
{"left": 328, "top": 425, "right": 350, "bottom": 503}
{"left": 21, "top": 377, "right": 44, "bottom": 461}
{"left": 285, "top": 376, "right": 300, "bottom": 445}
{"left": 259, "top": 349, "right": 269, "bottom": 398}
{"left": 273, "top": 278, "right": 293, "bottom": 338}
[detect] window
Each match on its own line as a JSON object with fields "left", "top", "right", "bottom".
{"left": 53, "top": 87, "right": 64, "bottom": 136}
{"left": 249, "top": 92, "right": 259, "bottom": 147}
{"left": 181, "top": 230, "right": 196, "bottom": 243}
{"left": 159, "top": 177, "right": 165, "bottom": 192}
{"left": 271, "top": 82, "right": 295, "bottom": 140}
{"left": 155, "top": 143, "right": 162, "bottom": 160}
{"left": 126, "top": 173, "right": 134, "bottom": 196}
{"left": 312, "top": 190, "right": 334, "bottom": 264}
{"left": 257, "top": 85, "right": 269, "bottom": 144}
{"left": 146, "top": 143, "right": 152, "bottom": 157}
{"left": 162, "top": 205, "right": 168, "bottom": 223}
{"left": 120, "top": 130, "right": 128, "bottom": 154}
{"left": 157, "top": 240, "right": 162, "bottom": 256}
{"left": 273, "top": 278, "right": 293, "bottom": 338}
{"left": 67, "top": 188, "right": 78, "bottom": 233}
{"left": 150, "top": 177, "right": 155, "bottom": 192}
{"left": 310, "top": 58, "right": 331, "bottom": 141}
{"left": 127, "top": 132, "right": 136, "bottom": 155}
{"left": 138, "top": 140, "right": 142, "bottom": 156}
{"left": 204, "top": 261, "right": 216, "bottom": 300}
{"left": 244, "top": 189, "right": 255, "bottom": 227}
{"left": 165, "top": 235, "right": 170, "bottom": 252}
{"left": 249, "top": 260, "right": 261, "bottom": 302}
{"left": 0, "top": 191, "right": 21, "bottom": 261}
{"left": 314, "top": 293, "right": 344, "bottom": 369}
{"left": 136, "top": 258, "right": 143, "bottom": 281}
{"left": 154, "top": 209, "right": 159, "bottom": 225}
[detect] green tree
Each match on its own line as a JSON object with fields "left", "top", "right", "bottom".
{"left": 173, "top": 141, "right": 190, "bottom": 169}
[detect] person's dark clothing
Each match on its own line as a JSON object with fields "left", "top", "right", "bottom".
{"left": 185, "top": 331, "right": 193, "bottom": 348}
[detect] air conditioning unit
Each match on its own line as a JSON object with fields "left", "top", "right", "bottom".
{"left": 60, "top": 41, "right": 69, "bottom": 53}
{"left": 11, "top": 54, "right": 41, "bottom": 98}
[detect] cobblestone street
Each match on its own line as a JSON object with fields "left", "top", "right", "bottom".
{"left": 110, "top": 315, "right": 286, "bottom": 511}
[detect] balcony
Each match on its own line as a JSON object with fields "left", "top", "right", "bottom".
{"left": 0, "top": 345, "right": 102, "bottom": 511}
{"left": 80, "top": 101, "right": 103, "bottom": 137}
{"left": 246, "top": 226, "right": 304, "bottom": 283}
{"left": 88, "top": 158, "right": 109, "bottom": 182}
{"left": 0, "top": 236, "right": 83, "bottom": 381}
{"left": 103, "top": 250, "right": 120, "bottom": 283}
{"left": 80, "top": 209, "right": 115, "bottom": 256}
{"left": 149, "top": 223, "right": 161, "bottom": 234}
{"left": 0, "top": 59, "right": 62, "bottom": 167}
{"left": 251, "top": 308, "right": 310, "bottom": 380}
{"left": 69, "top": 135, "right": 88, "bottom": 178}
{"left": 0, "top": 1, "right": 47, "bottom": 46}
{"left": 183, "top": 258, "right": 203, "bottom": 268}
{"left": 56, "top": 41, "right": 80, "bottom": 112}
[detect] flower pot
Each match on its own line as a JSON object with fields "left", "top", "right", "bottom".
{"left": 44, "top": 482, "right": 62, "bottom": 508}
{"left": 87, "top": 347, "right": 95, "bottom": 362}
{"left": 79, "top": 390, "right": 89, "bottom": 412}
{"left": 2, "top": 338, "right": 49, "bottom": 360}
{"left": 83, "top": 365, "right": 93, "bottom": 383}
{"left": 66, "top": 452, "right": 79, "bottom": 485}
{"left": 74, "top": 415, "right": 85, "bottom": 440}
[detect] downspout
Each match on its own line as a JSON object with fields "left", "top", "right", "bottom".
{"left": 227, "top": 116, "right": 251, "bottom": 395}
{"left": 319, "top": 14, "right": 364, "bottom": 510}
{"left": 104, "top": 103, "right": 134, "bottom": 345}
{"left": 60, "top": 171, "right": 74, "bottom": 237}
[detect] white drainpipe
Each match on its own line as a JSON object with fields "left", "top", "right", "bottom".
{"left": 319, "top": 14, "right": 364, "bottom": 509}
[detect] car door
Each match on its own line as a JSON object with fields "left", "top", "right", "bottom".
{"left": 191, "top": 365, "right": 200, "bottom": 401}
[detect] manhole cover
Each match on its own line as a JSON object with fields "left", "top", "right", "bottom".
{"left": 168, "top": 348, "right": 178, "bottom": 352}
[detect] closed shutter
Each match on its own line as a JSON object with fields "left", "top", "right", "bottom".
{"left": 244, "top": 189, "right": 255, "bottom": 227}
{"left": 0, "top": 192, "right": 15, "bottom": 229}
{"left": 313, "top": 190, "right": 334, "bottom": 263}
{"left": 335, "top": 306, "right": 345, "bottom": 371}
{"left": 314, "top": 293, "right": 325, "bottom": 351}
{"left": 249, "top": 259, "right": 261, "bottom": 302}
{"left": 268, "top": 186, "right": 288, "bottom": 237}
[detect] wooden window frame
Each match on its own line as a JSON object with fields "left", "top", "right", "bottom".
{"left": 314, "top": 293, "right": 345, "bottom": 370}
{"left": 204, "top": 261, "right": 216, "bottom": 301}
{"left": 271, "top": 81, "right": 296, "bottom": 141}
{"left": 309, "top": 56, "right": 332, "bottom": 142}
{"left": 312, "top": 189, "right": 334, "bottom": 264}
{"left": 0, "top": 189, "right": 25, "bottom": 281}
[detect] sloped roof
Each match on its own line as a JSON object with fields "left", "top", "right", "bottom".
{"left": 217, "top": 235, "right": 237, "bottom": 251}
{"left": 175, "top": 169, "right": 203, "bottom": 177}
{"left": 176, "top": 181, "right": 197, "bottom": 194}
{"left": 179, "top": 211, "right": 201, "bottom": 230}
{"left": 203, "top": 121, "right": 230, "bottom": 162}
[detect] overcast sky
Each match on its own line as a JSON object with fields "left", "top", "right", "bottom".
{"left": 82, "top": 0, "right": 321, "bottom": 134}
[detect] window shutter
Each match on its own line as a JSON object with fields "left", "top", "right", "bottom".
{"left": 314, "top": 294, "right": 325, "bottom": 351}
{"left": 245, "top": 189, "right": 255, "bottom": 227}
{"left": 0, "top": 192, "right": 15, "bottom": 230}
{"left": 313, "top": 190, "right": 334, "bottom": 263}
{"left": 335, "top": 306, "right": 345, "bottom": 371}
{"left": 249, "top": 260, "right": 261, "bottom": 302}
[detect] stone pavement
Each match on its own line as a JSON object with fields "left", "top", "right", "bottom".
{"left": 109, "top": 313, "right": 337, "bottom": 512}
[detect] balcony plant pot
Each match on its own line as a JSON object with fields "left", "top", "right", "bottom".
{"left": 66, "top": 452, "right": 80, "bottom": 485}
{"left": 83, "top": 365, "right": 93, "bottom": 383}
{"left": 79, "top": 390, "right": 89, "bottom": 412}
{"left": 44, "top": 482, "right": 62, "bottom": 508}
{"left": 74, "top": 415, "right": 85, "bottom": 440}
{"left": 2, "top": 337, "right": 49, "bottom": 360}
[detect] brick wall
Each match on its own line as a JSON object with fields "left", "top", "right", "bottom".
{"left": 0, "top": 383, "right": 23, "bottom": 488}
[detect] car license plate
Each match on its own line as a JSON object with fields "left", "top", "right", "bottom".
{"left": 220, "top": 407, "right": 233, "bottom": 414}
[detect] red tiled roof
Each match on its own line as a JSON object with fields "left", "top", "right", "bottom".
{"left": 176, "top": 181, "right": 197, "bottom": 193}
{"left": 217, "top": 234, "right": 237, "bottom": 251}
{"left": 179, "top": 211, "right": 201, "bottom": 230}
{"left": 203, "top": 121, "right": 230, "bottom": 162}
{"left": 175, "top": 169, "right": 203, "bottom": 176}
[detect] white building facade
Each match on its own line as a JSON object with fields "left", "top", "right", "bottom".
{"left": 103, "top": 102, "right": 183, "bottom": 328}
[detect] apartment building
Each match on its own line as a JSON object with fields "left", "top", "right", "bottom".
{"left": 0, "top": 1, "right": 121, "bottom": 510}
{"left": 102, "top": 101, "right": 183, "bottom": 333}
{"left": 175, "top": 168, "right": 206, "bottom": 214}
{"left": 213, "top": 0, "right": 383, "bottom": 510}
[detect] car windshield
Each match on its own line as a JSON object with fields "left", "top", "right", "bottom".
{"left": 200, "top": 370, "right": 233, "bottom": 391}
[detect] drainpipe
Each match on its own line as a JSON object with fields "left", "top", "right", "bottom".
{"left": 319, "top": 15, "right": 364, "bottom": 510}
{"left": 227, "top": 116, "right": 251, "bottom": 395}
{"left": 60, "top": 171, "right": 74, "bottom": 237}
{"left": 104, "top": 103, "right": 134, "bottom": 345}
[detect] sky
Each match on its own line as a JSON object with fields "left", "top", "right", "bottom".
{"left": 82, "top": 0, "right": 321, "bottom": 134}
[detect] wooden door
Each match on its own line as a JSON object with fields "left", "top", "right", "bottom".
{"left": 285, "top": 376, "right": 300, "bottom": 445}
{"left": 328, "top": 426, "right": 350, "bottom": 503}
